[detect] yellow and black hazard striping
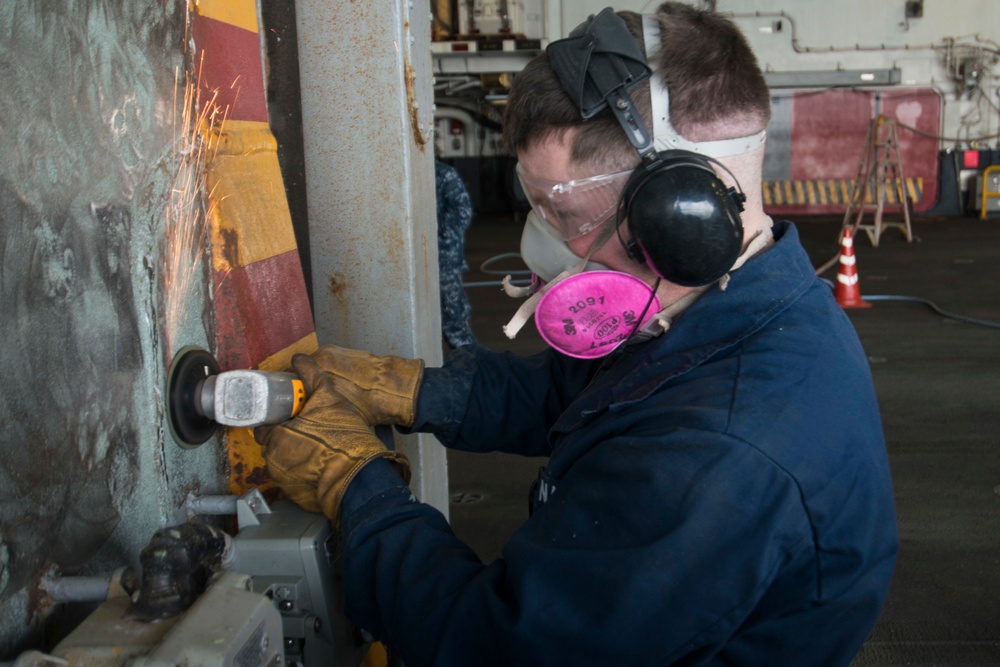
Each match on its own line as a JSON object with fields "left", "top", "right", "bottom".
{"left": 762, "top": 178, "right": 923, "bottom": 206}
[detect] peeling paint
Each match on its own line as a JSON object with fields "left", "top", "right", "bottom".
{"left": 226, "top": 428, "right": 278, "bottom": 500}
{"left": 216, "top": 226, "right": 242, "bottom": 272}
{"left": 327, "top": 273, "right": 350, "bottom": 301}
{"left": 403, "top": 20, "right": 430, "bottom": 149}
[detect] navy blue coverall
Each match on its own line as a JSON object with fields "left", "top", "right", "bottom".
{"left": 340, "top": 221, "right": 899, "bottom": 666}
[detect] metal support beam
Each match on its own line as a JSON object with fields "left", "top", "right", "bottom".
{"left": 294, "top": 0, "right": 448, "bottom": 515}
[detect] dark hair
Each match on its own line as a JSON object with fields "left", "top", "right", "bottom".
{"left": 652, "top": 3, "right": 771, "bottom": 134}
{"left": 502, "top": 3, "right": 770, "bottom": 169}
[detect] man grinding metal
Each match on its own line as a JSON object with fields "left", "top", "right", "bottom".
{"left": 255, "top": 3, "right": 898, "bottom": 665}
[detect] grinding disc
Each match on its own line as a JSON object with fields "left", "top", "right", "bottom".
{"left": 166, "top": 346, "right": 220, "bottom": 448}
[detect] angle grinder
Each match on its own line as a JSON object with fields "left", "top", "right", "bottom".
{"left": 166, "top": 346, "right": 306, "bottom": 448}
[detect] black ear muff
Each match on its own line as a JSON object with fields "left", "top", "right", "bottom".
{"left": 620, "top": 151, "right": 745, "bottom": 287}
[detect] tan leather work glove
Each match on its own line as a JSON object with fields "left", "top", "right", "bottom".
{"left": 254, "top": 354, "right": 410, "bottom": 523}
{"left": 310, "top": 344, "right": 424, "bottom": 427}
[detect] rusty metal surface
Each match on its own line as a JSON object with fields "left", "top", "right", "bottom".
{"left": 0, "top": 1, "right": 227, "bottom": 655}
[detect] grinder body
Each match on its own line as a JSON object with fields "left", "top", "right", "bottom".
{"left": 198, "top": 371, "right": 306, "bottom": 428}
{"left": 167, "top": 346, "right": 306, "bottom": 447}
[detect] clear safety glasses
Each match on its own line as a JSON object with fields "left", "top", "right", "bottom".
{"left": 515, "top": 163, "right": 634, "bottom": 241}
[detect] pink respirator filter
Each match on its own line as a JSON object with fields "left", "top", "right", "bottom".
{"left": 534, "top": 271, "right": 661, "bottom": 359}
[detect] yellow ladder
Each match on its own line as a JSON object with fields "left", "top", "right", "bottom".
{"left": 842, "top": 115, "right": 914, "bottom": 247}
{"left": 979, "top": 164, "right": 1000, "bottom": 219}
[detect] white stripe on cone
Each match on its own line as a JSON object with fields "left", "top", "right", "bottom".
{"left": 834, "top": 228, "right": 870, "bottom": 308}
{"left": 838, "top": 273, "right": 859, "bottom": 286}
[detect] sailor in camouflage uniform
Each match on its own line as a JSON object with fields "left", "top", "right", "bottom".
{"left": 435, "top": 160, "right": 476, "bottom": 348}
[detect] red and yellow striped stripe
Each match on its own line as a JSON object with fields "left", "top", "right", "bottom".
{"left": 191, "top": 0, "right": 317, "bottom": 499}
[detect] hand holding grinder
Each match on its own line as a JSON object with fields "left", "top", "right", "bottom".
{"left": 167, "top": 345, "right": 424, "bottom": 446}
{"left": 167, "top": 344, "right": 423, "bottom": 523}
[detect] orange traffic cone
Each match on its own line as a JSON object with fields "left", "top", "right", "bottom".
{"left": 834, "top": 227, "right": 872, "bottom": 309}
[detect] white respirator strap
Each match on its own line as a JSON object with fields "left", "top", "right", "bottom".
{"left": 642, "top": 15, "right": 766, "bottom": 159}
